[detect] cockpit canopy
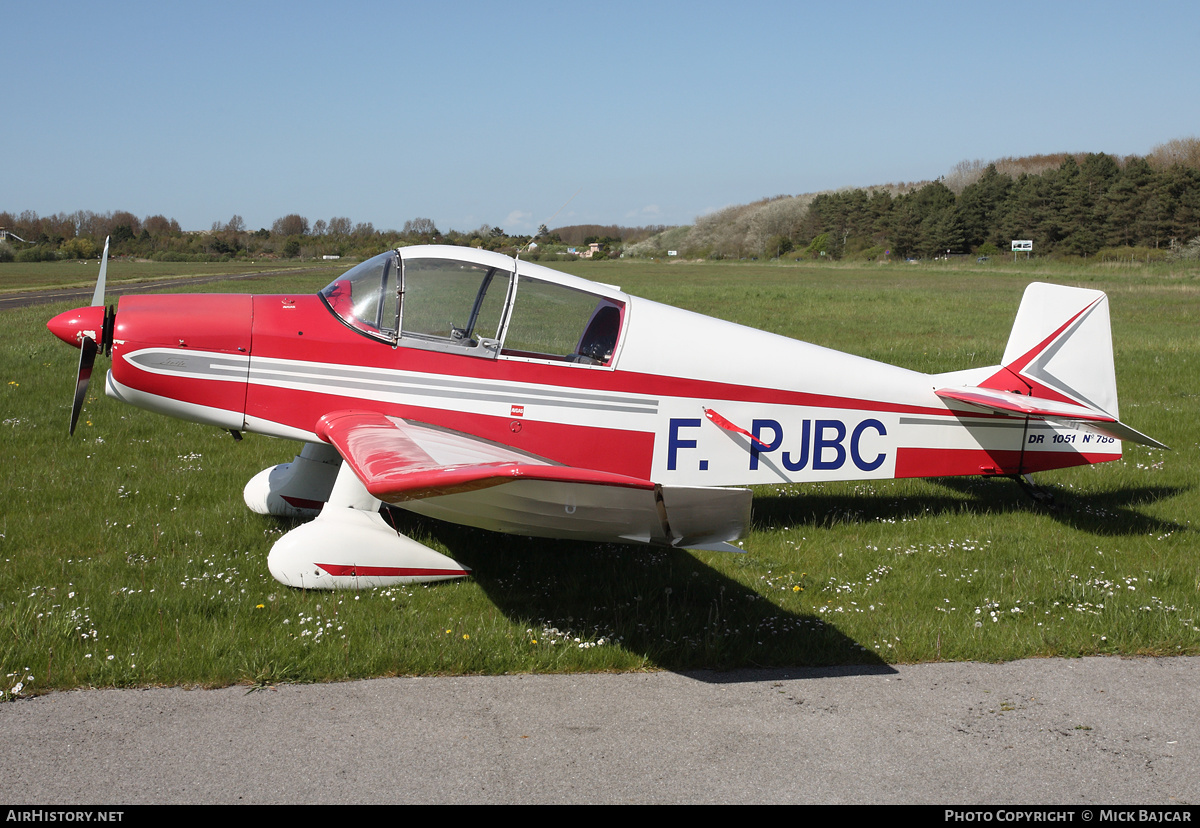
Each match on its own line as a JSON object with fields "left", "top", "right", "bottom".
{"left": 319, "top": 247, "right": 625, "bottom": 366}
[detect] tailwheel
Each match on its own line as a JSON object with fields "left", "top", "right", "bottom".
{"left": 1013, "top": 473, "right": 1058, "bottom": 509}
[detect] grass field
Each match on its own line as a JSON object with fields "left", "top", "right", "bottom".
{"left": 2, "top": 256, "right": 1197, "bottom": 697}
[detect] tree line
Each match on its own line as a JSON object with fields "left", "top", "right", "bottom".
{"left": 796, "top": 153, "right": 1200, "bottom": 261}
{"left": 628, "top": 137, "right": 1200, "bottom": 262}
{"left": 0, "top": 210, "right": 531, "bottom": 263}
{"left": 0, "top": 206, "right": 672, "bottom": 265}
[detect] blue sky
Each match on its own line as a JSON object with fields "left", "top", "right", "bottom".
{"left": 3, "top": 1, "right": 1196, "bottom": 233}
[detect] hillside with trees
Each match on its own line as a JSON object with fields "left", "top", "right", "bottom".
{"left": 630, "top": 137, "right": 1200, "bottom": 262}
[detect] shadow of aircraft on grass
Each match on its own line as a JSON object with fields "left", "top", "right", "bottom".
{"left": 352, "top": 476, "right": 1182, "bottom": 681}
{"left": 380, "top": 507, "right": 893, "bottom": 679}
{"left": 748, "top": 476, "right": 1187, "bottom": 538}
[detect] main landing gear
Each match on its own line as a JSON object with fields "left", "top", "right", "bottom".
{"left": 244, "top": 443, "right": 470, "bottom": 590}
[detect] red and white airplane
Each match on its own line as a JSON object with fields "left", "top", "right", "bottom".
{"left": 48, "top": 242, "right": 1166, "bottom": 590}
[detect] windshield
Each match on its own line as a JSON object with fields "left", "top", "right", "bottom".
{"left": 320, "top": 251, "right": 399, "bottom": 340}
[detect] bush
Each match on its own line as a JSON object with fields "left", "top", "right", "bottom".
{"left": 804, "top": 233, "right": 831, "bottom": 258}
{"left": 764, "top": 234, "right": 793, "bottom": 258}
{"left": 1097, "top": 245, "right": 1172, "bottom": 263}
{"left": 848, "top": 245, "right": 887, "bottom": 261}
{"left": 60, "top": 237, "right": 98, "bottom": 259}
{"left": 15, "top": 245, "right": 57, "bottom": 262}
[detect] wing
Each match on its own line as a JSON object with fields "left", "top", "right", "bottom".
{"left": 316, "top": 409, "right": 750, "bottom": 550}
{"left": 934, "top": 386, "right": 1168, "bottom": 450}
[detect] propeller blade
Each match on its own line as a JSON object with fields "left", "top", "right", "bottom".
{"left": 70, "top": 335, "right": 98, "bottom": 435}
{"left": 91, "top": 236, "right": 109, "bottom": 307}
{"left": 65, "top": 235, "right": 111, "bottom": 432}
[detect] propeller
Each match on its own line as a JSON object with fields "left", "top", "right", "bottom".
{"left": 48, "top": 237, "right": 114, "bottom": 435}
{"left": 69, "top": 334, "right": 99, "bottom": 435}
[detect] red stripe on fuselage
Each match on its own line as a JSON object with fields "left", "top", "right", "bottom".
{"left": 895, "top": 446, "right": 1120, "bottom": 478}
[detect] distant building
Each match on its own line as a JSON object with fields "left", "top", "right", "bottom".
{"left": 567, "top": 242, "right": 603, "bottom": 259}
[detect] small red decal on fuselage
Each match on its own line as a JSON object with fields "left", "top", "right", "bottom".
{"left": 511, "top": 404, "right": 524, "bottom": 417}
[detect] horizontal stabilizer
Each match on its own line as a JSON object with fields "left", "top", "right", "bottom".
{"left": 935, "top": 386, "right": 1168, "bottom": 450}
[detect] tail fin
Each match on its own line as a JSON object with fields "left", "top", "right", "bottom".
{"left": 935, "top": 282, "right": 1167, "bottom": 450}
{"left": 990, "top": 282, "right": 1118, "bottom": 415}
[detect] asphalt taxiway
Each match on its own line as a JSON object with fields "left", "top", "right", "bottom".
{"left": 2, "top": 657, "right": 1196, "bottom": 804}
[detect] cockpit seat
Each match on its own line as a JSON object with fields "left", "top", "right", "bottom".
{"left": 575, "top": 304, "right": 620, "bottom": 364}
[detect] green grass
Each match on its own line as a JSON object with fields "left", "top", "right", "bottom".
{"left": 2, "top": 257, "right": 1198, "bottom": 696}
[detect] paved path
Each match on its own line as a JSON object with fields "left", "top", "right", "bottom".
{"left": 2, "top": 657, "right": 1196, "bottom": 804}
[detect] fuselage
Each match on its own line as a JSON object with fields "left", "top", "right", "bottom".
{"left": 94, "top": 246, "right": 1118, "bottom": 485}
